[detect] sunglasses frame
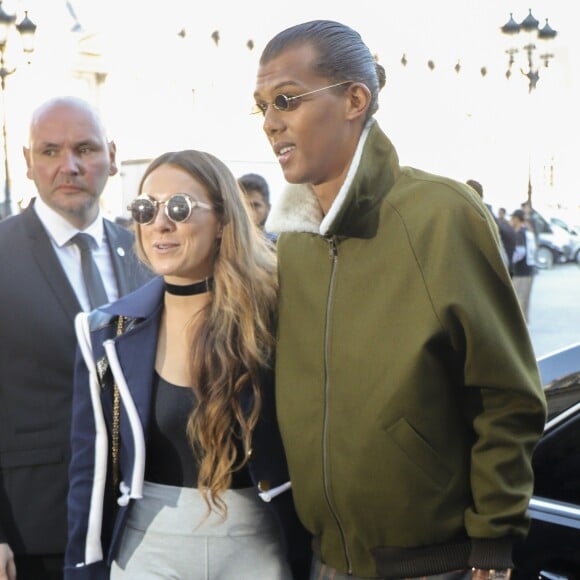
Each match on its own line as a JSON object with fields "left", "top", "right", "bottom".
{"left": 253, "top": 80, "right": 352, "bottom": 115}
{"left": 128, "top": 193, "right": 212, "bottom": 225}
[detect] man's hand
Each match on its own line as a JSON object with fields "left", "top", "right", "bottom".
{"left": 0, "top": 543, "right": 16, "bottom": 580}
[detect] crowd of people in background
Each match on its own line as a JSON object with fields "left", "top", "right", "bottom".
{"left": 466, "top": 178, "right": 544, "bottom": 321}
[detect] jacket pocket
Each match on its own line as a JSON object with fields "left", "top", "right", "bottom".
{"left": 387, "top": 418, "right": 451, "bottom": 489}
{"left": 0, "top": 446, "right": 63, "bottom": 468}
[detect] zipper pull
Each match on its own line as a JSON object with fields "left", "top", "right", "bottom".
{"left": 327, "top": 237, "right": 337, "bottom": 261}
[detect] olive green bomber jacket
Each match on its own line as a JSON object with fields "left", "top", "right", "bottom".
{"left": 266, "top": 120, "right": 547, "bottom": 578}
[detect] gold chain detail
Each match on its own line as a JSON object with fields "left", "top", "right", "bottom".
{"left": 111, "top": 315, "right": 125, "bottom": 493}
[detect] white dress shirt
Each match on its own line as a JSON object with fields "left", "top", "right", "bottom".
{"left": 33, "top": 197, "right": 120, "bottom": 312}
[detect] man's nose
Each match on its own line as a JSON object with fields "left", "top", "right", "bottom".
{"left": 59, "top": 151, "right": 81, "bottom": 174}
{"left": 263, "top": 106, "right": 284, "bottom": 137}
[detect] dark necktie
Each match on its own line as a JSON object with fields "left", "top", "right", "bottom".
{"left": 70, "top": 233, "right": 109, "bottom": 309}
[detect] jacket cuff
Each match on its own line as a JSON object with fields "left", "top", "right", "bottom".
{"left": 64, "top": 560, "right": 109, "bottom": 580}
{"left": 468, "top": 537, "right": 514, "bottom": 569}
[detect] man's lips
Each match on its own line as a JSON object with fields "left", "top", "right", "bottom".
{"left": 55, "top": 183, "right": 85, "bottom": 193}
{"left": 273, "top": 141, "right": 295, "bottom": 155}
{"left": 274, "top": 142, "right": 296, "bottom": 163}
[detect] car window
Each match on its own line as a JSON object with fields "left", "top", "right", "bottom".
{"left": 544, "top": 372, "right": 580, "bottom": 420}
{"left": 533, "top": 211, "right": 551, "bottom": 234}
{"left": 533, "top": 372, "right": 580, "bottom": 504}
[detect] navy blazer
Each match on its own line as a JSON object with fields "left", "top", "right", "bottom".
{"left": 0, "top": 203, "right": 152, "bottom": 555}
{"left": 65, "top": 277, "right": 311, "bottom": 579}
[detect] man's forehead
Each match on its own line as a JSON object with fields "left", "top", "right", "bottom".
{"left": 255, "top": 45, "right": 320, "bottom": 91}
{"left": 30, "top": 101, "right": 106, "bottom": 143}
{"left": 30, "top": 116, "right": 105, "bottom": 147}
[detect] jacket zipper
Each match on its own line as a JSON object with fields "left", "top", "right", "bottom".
{"left": 322, "top": 237, "right": 353, "bottom": 574}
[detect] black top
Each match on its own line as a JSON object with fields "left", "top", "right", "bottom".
{"left": 145, "top": 372, "right": 253, "bottom": 488}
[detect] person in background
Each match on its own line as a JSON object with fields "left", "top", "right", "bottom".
{"left": 238, "top": 172, "right": 277, "bottom": 243}
{"left": 497, "top": 210, "right": 517, "bottom": 277}
{"left": 520, "top": 200, "right": 541, "bottom": 240}
{"left": 65, "top": 149, "right": 311, "bottom": 579}
{"left": 113, "top": 215, "right": 133, "bottom": 230}
{"left": 0, "top": 96, "right": 151, "bottom": 580}
{"left": 466, "top": 179, "right": 515, "bottom": 274}
{"left": 510, "top": 208, "right": 537, "bottom": 323}
{"left": 253, "top": 19, "right": 546, "bottom": 580}
{"left": 465, "top": 179, "right": 492, "bottom": 215}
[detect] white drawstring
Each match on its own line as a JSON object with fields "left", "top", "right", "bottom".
{"left": 103, "top": 339, "right": 146, "bottom": 502}
{"left": 117, "top": 481, "right": 131, "bottom": 506}
{"left": 74, "top": 312, "right": 107, "bottom": 564}
{"left": 258, "top": 481, "right": 292, "bottom": 503}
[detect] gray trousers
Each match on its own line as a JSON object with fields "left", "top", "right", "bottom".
{"left": 512, "top": 274, "right": 534, "bottom": 322}
{"left": 111, "top": 481, "right": 291, "bottom": 580}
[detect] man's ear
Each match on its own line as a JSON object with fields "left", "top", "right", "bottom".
{"left": 23, "top": 146, "right": 33, "bottom": 179}
{"left": 345, "top": 83, "right": 372, "bottom": 121}
{"left": 108, "top": 140, "right": 118, "bottom": 176}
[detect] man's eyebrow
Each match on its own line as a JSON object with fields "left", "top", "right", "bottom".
{"left": 35, "top": 140, "right": 59, "bottom": 148}
{"left": 34, "top": 138, "right": 103, "bottom": 149}
{"left": 76, "top": 139, "right": 103, "bottom": 147}
{"left": 253, "top": 81, "right": 303, "bottom": 99}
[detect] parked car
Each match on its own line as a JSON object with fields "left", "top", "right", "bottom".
{"left": 531, "top": 210, "right": 580, "bottom": 269}
{"left": 550, "top": 217, "right": 580, "bottom": 264}
{"left": 512, "top": 342, "right": 580, "bottom": 579}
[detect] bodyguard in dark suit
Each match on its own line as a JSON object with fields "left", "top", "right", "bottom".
{"left": 0, "top": 96, "right": 151, "bottom": 580}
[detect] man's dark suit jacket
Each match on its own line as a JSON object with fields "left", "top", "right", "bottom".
{"left": 0, "top": 202, "right": 152, "bottom": 555}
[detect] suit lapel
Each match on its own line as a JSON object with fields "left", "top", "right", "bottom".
{"left": 104, "top": 220, "right": 134, "bottom": 297}
{"left": 22, "top": 205, "right": 81, "bottom": 322}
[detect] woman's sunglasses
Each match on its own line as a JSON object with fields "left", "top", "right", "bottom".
{"left": 127, "top": 194, "right": 212, "bottom": 225}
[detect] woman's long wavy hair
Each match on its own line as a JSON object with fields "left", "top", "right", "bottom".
{"left": 135, "top": 150, "right": 277, "bottom": 516}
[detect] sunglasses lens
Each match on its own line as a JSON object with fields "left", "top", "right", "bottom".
{"left": 130, "top": 198, "right": 156, "bottom": 224}
{"left": 167, "top": 195, "right": 191, "bottom": 222}
{"left": 273, "top": 94, "right": 290, "bottom": 111}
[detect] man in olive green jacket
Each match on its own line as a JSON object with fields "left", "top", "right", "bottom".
{"left": 270, "top": 121, "right": 546, "bottom": 577}
{"left": 255, "top": 20, "right": 546, "bottom": 580}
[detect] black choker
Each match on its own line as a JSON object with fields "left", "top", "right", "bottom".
{"left": 164, "top": 278, "right": 213, "bottom": 296}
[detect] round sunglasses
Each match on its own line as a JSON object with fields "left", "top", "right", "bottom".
{"left": 127, "top": 194, "right": 212, "bottom": 225}
{"left": 252, "top": 80, "right": 352, "bottom": 115}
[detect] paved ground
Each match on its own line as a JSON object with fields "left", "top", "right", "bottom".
{"left": 528, "top": 261, "right": 580, "bottom": 359}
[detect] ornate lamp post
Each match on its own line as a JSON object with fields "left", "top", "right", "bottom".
{"left": 500, "top": 9, "right": 557, "bottom": 205}
{"left": 0, "top": 2, "right": 36, "bottom": 217}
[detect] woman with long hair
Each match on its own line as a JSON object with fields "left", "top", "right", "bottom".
{"left": 65, "top": 150, "right": 310, "bottom": 579}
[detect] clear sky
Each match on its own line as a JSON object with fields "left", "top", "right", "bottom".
{"left": 4, "top": 0, "right": 578, "bottom": 218}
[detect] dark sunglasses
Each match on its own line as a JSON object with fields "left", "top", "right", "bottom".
{"left": 127, "top": 194, "right": 212, "bottom": 225}
{"left": 252, "top": 80, "right": 352, "bottom": 115}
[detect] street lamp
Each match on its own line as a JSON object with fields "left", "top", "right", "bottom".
{"left": 500, "top": 9, "right": 557, "bottom": 205}
{"left": 0, "top": 2, "right": 36, "bottom": 217}
{"left": 501, "top": 9, "right": 557, "bottom": 93}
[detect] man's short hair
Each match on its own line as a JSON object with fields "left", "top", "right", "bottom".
{"left": 238, "top": 173, "right": 270, "bottom": 205}
{"left": 511, "top": 209, "right": 526, "bottom": 222}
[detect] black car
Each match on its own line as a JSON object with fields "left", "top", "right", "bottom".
{"left": 513, "top": 342, "right": 580, "bottom": 579}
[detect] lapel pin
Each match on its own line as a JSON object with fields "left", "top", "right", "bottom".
{"left": 116, "top": 247, "right": 126, "bottom": 257}
{"left": 96, "top": 357, "right": 109, "bottom": 387}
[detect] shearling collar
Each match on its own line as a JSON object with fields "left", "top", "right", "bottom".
{"left": 266, "top": 119, "right": 401, "bottom": 239}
